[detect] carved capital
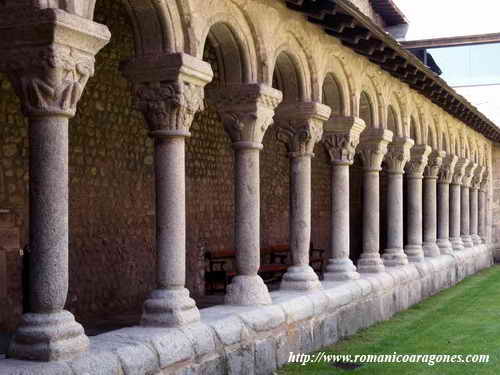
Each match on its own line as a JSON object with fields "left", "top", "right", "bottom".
{"left": 424, "top": 150, "right": 446, "bottom": 179}
{"left": 438, "top": 154, "right": 458, "bottom": 184}
{"left": 275, "top": 102, "right": 331, "bottom": 157}
{"left": 405, "top": 144, "right": 432, "bottom": 178}
{"left": 206, "top": 84, "right": 282, "bottom": 146}
{"left": 452, "top": 158, "right": 469, "bottom": 185}
{"left": 322, "top": 116, "right": 366, "bottom": 165}
{"left": 384, "top": 136, "right": 414, "bottom": 174}
{"left": 462, "top": 161, "right": 477, "bottom": 188}
{"left": 0, "top": 9, "right": 110, "bottom": 118}
{"left": 472, "top": 166, "right": 485, "bottom": 190}
{"left": 122, "top": 53, "right": 213, "bottom": 137}
{"left": 358, "top": 128, "right": 393, "bottom": 172}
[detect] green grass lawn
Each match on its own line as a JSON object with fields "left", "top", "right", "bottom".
{"left": 279, "top": 265, "right": 500, "bottom": 374}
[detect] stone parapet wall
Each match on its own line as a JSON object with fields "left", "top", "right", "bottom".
{"left": 0, "top": 246, "right": 492, "bottom": 374}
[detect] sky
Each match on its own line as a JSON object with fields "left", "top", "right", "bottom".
{"left": 393, "top": 0, "right": 500, "bottom": 124}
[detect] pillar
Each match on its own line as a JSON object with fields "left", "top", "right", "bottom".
{"left": 382, "top": 137, "right": 414, "bottom": 266}
{"left": 1, "top": 5, "right": 110, "bottom": 361}
{"left": 450, "top": 158, "right": 468, "bottom": 251}
{"left": 470, "top": 166, "right": 484, "bottom": 245}
{"left": 479, "top": 169, "right": 489, "bottom": 243}
{"left": 208, "top": 84, "right": 282, "bottom": 305}
{"left": 437, "top": 154, "right": 458, "bottom": 254}
{"left": 422, "top": 150, "right": 445, "bottom": 257}
{"left": 276, "top": 102, "right": 331, "bottom": 290}
{"left": 322, "top": 116, "right": 366, "bottom": 280}
{"left": 461, "top": 161, "right": 476, "bottom": 248}
{"left": 122, "top": 53, "right": 213, "bottom": 326}
{"left": 404, "top": 145, "right": 431, "bottom": 262}
{"left": 357, "top": 128, "right": 393, "bottom": 273}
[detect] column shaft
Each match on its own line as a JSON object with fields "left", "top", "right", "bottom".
{"left": 478, "top": 189, "right": 486, "bottom": 242}
{"left": 325, "top": 163, "right": 359, "bottom": 280}
{"left": 423, "top": 177, "right": 440, "bottom": 257}
{"left": 437, "top": 182, "right": 452, "bottom": 253}
{"left": 460, "top": 185, "right": 473, "bottom": 247}
{"left": 470, "top": 188, "right": 480, "bottom": 245}
{"left": 450, "top": 183, "right": 463, "bottom": 250}
{"left": 225, "top": 145, "right": 271, "bottom": 305}
{"left": 405, "top": 177, "right": 424, "bottom": 262}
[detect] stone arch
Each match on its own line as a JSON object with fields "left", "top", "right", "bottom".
{"left": 359, "top": 91, "right": 375, "bottom": 128}
{"left": 319, "top": 55, "right": 352, "bottom": 116}
{"left": 409, "top": 115, "right": 422, "bottom": 144}
{"left": 386, "top": 105, "right": 400, "bottom": 137}
{"left": 272, "top": 50, "right": 306, "bottom": 103}
{"left": 427, "top": 118, "right": 439, "bottom": 150}
{"left": 122, "top": 0, "right": 185, "bottom": 56}
{"left": 357, "top": 78, "right": 380, "bottom": 127}
{"left": 321, "top": 73, "right": 345, "bottom": 117}
{"left": 197, "top": 12, "right": 259, "bottom": 83}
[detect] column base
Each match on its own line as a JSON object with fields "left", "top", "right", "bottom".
{"left": 357, "top": 253, "right": 385, "bottom": 273}
{"left": 471, "top": 234, "right": 482, "bottom": 246}
{"left": 324, "top": 258, "right": 360, "bottom": 281}
{"left": 280, "top": 265, "right": 321, "bottom": 291}
{"left": 404, "top": 245, "right": 425, "bottom": 263}
{"left": 461, "top": 235, "right": 474, "bottom": 248}
{"left": 450, "top": 237, "right": 464, "bottom": 251}
{"left": 8, "top": 310, "right": 89, "bottom": 362}
{"left": 382, "top": 248, "right": 408, "bottom": 267}
{"left": 437, "top": 238, "right": 453, "bottom": 255}
{"left": 423, "top": 242, "right": 441, "bottom": 257}
{"left": 225, "top": 275, "right": 272, "bottom": 305}
{"left": 141, "top": 288, "right": 200, "bottom": 327}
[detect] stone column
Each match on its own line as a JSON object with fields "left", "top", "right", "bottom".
{"left": 382, "top": 137, "right": 414, "bottom": 266}
{"left": 122, "top": 53, "right": 213, "bottom": 326}
{"left": 357, "top": 128, "right": 393, "bottom": 273}
{"left": 470, "top": 166, "right": 484, "bottom": 245}
{"left": 479, "top": 169, "right": 489, "bottom": 243}
{"left": 276, "top": 102, "right": 331, "bottom": 290}
{"left": 450, "top": 158, "right": 468, "bottom": 251}
{"left": 208, "top": 84, "right": 282, "bottom": 305}
{"left": 437, "top": 154, "right": 458, "bottom": 254}
{"left": 422, "top": 150, "right": 445, "bottom": 257}
{"left": 404, "top": 145, "right": 431, "bottom": 262}
{"left": 461, "top": 161, "right": 476, "bottom": 248}
{"left": 0, "top": 6, "right": 110, "bottom": 361}
{"left": 322, "top": 116, "right": 366, "bottom": 280}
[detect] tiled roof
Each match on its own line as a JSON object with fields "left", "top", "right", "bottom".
{"left": 371, "top": 0, "right": 408, "bottom": 26}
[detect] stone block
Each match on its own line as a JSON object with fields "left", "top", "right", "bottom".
{"left": 225, "top": 344, "right": 254, "bottom": 375}
{"left": 255, "top": 338, "right": 277, "bottom": 375}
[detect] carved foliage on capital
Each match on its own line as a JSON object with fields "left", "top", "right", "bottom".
{"left": 1, "top": 45, "right": 95, "bottom": 117}
{"left": 405, "top": 144, "right": 432, "bottom": 178}
{"left": 424, "top": 150, "right": 446, "bottom": 179}
{"left": 438, "top": 154, "right": 458, "bottom": 184}
{"left": 462, "top": 161, "right": 477, "bottom": 188}
{"left": 206, "top": 84, "right": 282, "bottom": 145}
{"left": 452, "top": 158, "right": 469, "bottom": 185}
{"left": 133, "top": 79, "right": 205, "bottom": 134}
{"left": 322, "top": 116, "right": 366, "bottom": 165}
{"left": 276, "top": 102, "right": 331, "bottom": 157}
{"left": 480, "top": 168, "right": 489, "bottom": 192}
{"left": 358, "top": 128, "right": 393, "bottom": 171}
{"left": 472, "top": 166, "right": 485, "bottom": 190}
{"left": 384, "top": 137, "right": 414, "bottom": 174}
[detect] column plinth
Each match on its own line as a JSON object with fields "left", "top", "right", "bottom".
{"left": 1, "top": 7, "right": 110, "bottom": 361}
{"left": 450, "top": 158, "right": 468, "bottom": 251}
{"left": 208, "top": 84, "right": 282, "bottom": 304}
{"left": 461, "top": 161, "right": 476, "bottom": 248}
{"left": 122, "top": 53, "right": 213, "bottom": 326}
{"left": 404, "top": 144, "right": 431, "bottom": 262}
{"left": 276, "top": 102, "right": 331, "bottom": 290}
{"left": 437, "top": 155, "right": 458, "bottom": 254}
{"left": 382, "top": 137, "right": 414, "bottom": 266}
{"left": 357, "top": 128, "right": 393, "bottom": 273}
{"left": 322, "top": 116, "right": 366, "bottom": 280}
{"left": 422, "top": 150, "right": 445, "bottom": 257}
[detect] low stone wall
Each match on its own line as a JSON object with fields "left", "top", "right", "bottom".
{"left": 0, "top": 245, "right": 492, "bottom": 375}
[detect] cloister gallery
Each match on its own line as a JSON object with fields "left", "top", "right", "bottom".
{"left": 0, "top": 0, "right": 499, "bottom": 374}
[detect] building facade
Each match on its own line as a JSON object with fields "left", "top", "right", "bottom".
{"left": 0, "top": 0, "right": 498, "bottom": 373}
